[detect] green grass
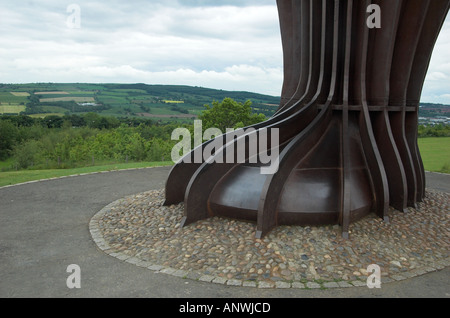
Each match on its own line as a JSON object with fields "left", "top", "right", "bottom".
{"left": 0, "top": 158, "right": 14, "bottom": 170}
{"left": 0, "top": 161, "right": 173, "bottom": 187}
{"left": 418, "top": 137, "right": 450, "bottom": 174}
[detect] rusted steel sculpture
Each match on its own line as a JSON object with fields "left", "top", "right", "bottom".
{"left": 165, "top": 0, "right": 449, "bottom": 238}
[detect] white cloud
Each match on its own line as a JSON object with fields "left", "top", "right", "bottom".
{"left": 426, "top": 71, "right": 448, "bottom": 81}
{"left": 421, "top": 19, "right": 450, "bottom": 104}
{"left": 0, "top": 1, "right": 283, "bottom": 95}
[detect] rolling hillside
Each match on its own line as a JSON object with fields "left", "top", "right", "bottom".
{"left": 1, "top": 83, "right": 448, "bottom": 124}
{"left": 0, "top": 83, "right": 281, "bottom": 122}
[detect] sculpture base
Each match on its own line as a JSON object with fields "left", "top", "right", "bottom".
{"left": 92, "top": 187, "right": 450, "bottom": 287}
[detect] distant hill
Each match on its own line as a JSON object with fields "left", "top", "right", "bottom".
{"left": 419, "top": 103, "right": 450, "bottom": 117}
{"left": 0, "top": 83, "right": 448, "bottom": 123}
{"left": 0, "top": 83, "right": 281, "bottom": 121}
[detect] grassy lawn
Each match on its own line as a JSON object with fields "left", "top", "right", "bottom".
{"left": 0, "top": 161, "right": 173, "bottom": 187}
{"left": 418, "top": 137, "right": 450, "bottom": 174}
{"left": 0, "top": 158, "right": 14, "bottom": 170}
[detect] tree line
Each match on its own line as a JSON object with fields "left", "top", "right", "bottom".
{"left": 3, "top": 98, "right": 446, "bottom": 172}
{"left": 0, "top": 113, "right": 183, "bottom": 169}
{"left": 0, "top": 98, "right": 267, "bottom": 171}
{"left": 417, "top": 124, "right": 450, "bottom": 138}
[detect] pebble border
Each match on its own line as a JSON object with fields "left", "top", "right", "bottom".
{"left": 89, "top": 192, "right": 450, "bottom": 290}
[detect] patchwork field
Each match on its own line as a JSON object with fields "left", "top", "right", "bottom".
{"left": 0, "top": 105, "right": 26, "bottom": 114}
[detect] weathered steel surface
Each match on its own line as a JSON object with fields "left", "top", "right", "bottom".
{"left": 164, "top": 0, "right": 449, "bottom": 238}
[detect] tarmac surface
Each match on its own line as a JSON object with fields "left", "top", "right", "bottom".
{"left": 0, "top": 166, "right": 448, "bottom": 298}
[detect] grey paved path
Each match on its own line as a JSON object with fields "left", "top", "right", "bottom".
{"left": 0, "top": 167, "right": 448, "bottom": 298}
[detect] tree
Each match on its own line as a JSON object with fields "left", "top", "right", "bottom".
{"left": 43, "top": 115, "right": 64, "bottom": 128}
{"left": 0, "top": 120, "right": 18, "bottom": 160}
{"left": 64, "top": 114, "right": 86, "bottom": 127}
{"left": 13, "top": 139, "right": 42, "bottom": 169}
{"left": 198, "top": 98, "right": 267, "bottom": 132}
{"left": 83, "top": 112, "right": 102, "bottom": 129}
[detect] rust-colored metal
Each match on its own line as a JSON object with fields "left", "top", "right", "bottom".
{"left": 164, "top": 0, "right": 449, "bottom": 238}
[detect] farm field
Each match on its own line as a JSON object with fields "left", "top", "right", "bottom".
{"left": 0, "top": 92, "right": 28, "bottom": 104}
{"left": 10, "top": 92, "right": 30, "bottom": 97}
{"left": 39, "top": 97, "right": 96, "bottom": 103}
{"left": 36, "top": 91, "right": 69, "bottom": 95}
{"left": 0, "top": 105, "right": 26, "bottom": 114}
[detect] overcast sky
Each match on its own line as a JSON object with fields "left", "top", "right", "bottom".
{"left": 0, "top": 0, "right": 449, "bottom": 103}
